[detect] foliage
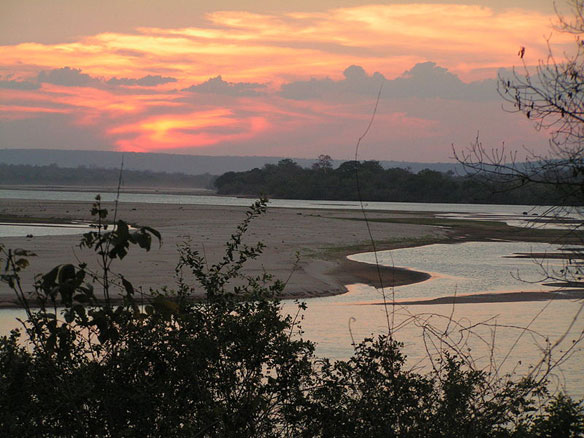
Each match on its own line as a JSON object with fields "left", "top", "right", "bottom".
{"left": 0, "top": 197, "right": 316, "bottom": 437}
{"left": 454, "top": 0, "right": 584, "bottom": 287}
{"left": 305, "top": 339, "right": 553, "bottom": 438}
{"left": 1, "top": 197, "right": 583, "bottom": 437}
{"left": 214, "top": 158, "right": 566, "bottom": 205}
{"left": 454, "top": 0, "right": 584, "bottom": 205}
{"left": 529, "top": 393, "right": 584, "bottom": 437}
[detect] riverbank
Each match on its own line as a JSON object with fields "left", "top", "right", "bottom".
{"left": 0, "top": 184, "right": 216, "bottom": 196}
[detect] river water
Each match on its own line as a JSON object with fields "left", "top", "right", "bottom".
{"left": 0, "top": 188, "right": 563, "bottom": 215}
{"left": 1, "top": 189, "right": 583, "bottom": 397}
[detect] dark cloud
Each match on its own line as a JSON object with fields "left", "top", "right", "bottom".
{"left": 35, "top": 67, "right": 177, "bottom": 89}
{"left": 280, "top": 65, "right": 383, "bottom": 100}
{"left": 37, "top": 67, "right": 97, "bottom": 87}
{"left": 0, "top": 79, "right": 40, "bottom": 90}
{"left": 280, "top": 62, "right": 497, "bottom": 101}
{"left": 182, "top": 75, "right": 266, "bottom": 97}
{"left": 386, "top": 62, "right": 496, "bottom": 100}
{"left": 341, "top": 65, "right": 386, "bottom": 92}
{"left": 107, "top": 74, "right": 177, "bottom": 87}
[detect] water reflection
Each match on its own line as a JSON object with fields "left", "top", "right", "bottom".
{"left": 348, "top": 242, "right": 569, "bottom": 301}
{"left": 282, "top": 289, "right": 584, "bottom": 398}
{"left": 0, "top": 222, "right": 91, "bottom": 238}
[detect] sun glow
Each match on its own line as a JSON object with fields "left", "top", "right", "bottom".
{"left": 0, "top": 3, "right": 562, "bottom": 158}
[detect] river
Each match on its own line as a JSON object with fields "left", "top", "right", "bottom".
{"left": 1, "top": 189, "right": 582, "bottom": 397}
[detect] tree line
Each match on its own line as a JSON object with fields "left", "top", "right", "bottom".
{"left": 214, "top": 157, "right": 571, "bottom": 205}
{"left": 0, "top": 163, "right": 216, "bottom": 189}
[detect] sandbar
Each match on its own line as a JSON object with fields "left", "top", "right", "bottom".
{"left": 0, "top": 198, "right": 442, "bottom": 307}
{"left": 391, "top": 289, "right": 584, "bottom": 305}
{"left": 1, "top": 197, "right": 582, "bottom": 308}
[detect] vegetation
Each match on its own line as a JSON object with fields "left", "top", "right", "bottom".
{"left": 0, "top": 163, "right": 216, "bottom": 189}
{"left": 214, "top": 158, "right": 568, "bottom": 205}
{"left": 455, "top": 0, "right": 584, "bottom": 204}
{"left": 1, "top": 197, "right": 582, "bottom": 437}
{"left": 454, "top": 0, "right": 584, "bottom": 288}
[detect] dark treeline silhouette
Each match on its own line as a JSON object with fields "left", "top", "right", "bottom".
{"left": 0, "top": 163, "right": 216, "bottom": 188}
{"left": 214, "top": 158, "right": 568, "bottom": 205}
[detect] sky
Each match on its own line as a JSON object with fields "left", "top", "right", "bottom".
{"left": 0, "top": 0, "right": 573, "bottom": 162}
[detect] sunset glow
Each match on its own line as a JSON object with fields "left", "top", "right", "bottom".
{"left": 0, "top": 1, "right": 568, "bottom": 160}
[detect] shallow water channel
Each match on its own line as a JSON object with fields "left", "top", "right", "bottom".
{"left": 0, "top": 222, "right": 91, "bottom": 238}
{"left": 281, "top": 242, "right": 584, "bottom": 398}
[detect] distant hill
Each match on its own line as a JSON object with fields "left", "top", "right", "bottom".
{"left": 0, "top": 149, "right": 464, "bottom": 175}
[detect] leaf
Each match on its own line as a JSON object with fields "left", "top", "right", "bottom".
{"left": 13, "top": 249, "right": 36, "bottom": 257}
{"left": 116, "top": 220, "right": 130, "bottom": 240}
{"left": 121, "top": 277, "right": 135, "bottom": 296}
{"left": 131, "top": 230, "right": 152, "bottom": 251}
{"left": 46, "top": 334, "right": 56, "bottom": 354}
{"left": 151, "top": 296, "right": 179, "bottom": 319}
{"left": 142, "top": 226, "right": 162, "bottom": 246}
{"left": 57, "top": 264, "right": 76, "bottom": 283}
{"left": 73, "top": 293, "right": 89, "bottom": 303}
{"left": 64, "top": 309, "right": 75, "bottom": 324}
{"left": 15, "top": 258, "right": 29, "bottom": 269}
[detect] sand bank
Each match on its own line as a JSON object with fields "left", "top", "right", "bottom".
{"left": 391, "top": 289, "right": 584, "bottom": 305}
{"left": 0, "top": 198, "right": 443, "bottom": 306}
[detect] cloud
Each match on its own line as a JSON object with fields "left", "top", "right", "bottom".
{"left": 0, "top": 113, "right": 112, "bottom": 150}
{"left": 0, "top": 4, "right": 564, "bottom": 88}
{"left": 107, "top": 74, "right": 177, "bottom": 87}
{"left": 280, "top": 63, "right": 497, "bottom": 101}
{"left": 280, "top": 65, "right": 384, "bottom": 100}
{"left": 35, "top": 67, "right": 178, "bottom": 89}
{"left": 386, "top": 62, "right": 497, "bottom": 100}
{"left": 113, "top": 49, "right": 146, "bottom": 58}
{"left": 182, "top": 76, "right": 266, "bottom": 97}
{"left": 0, "top": 80, "right": 40, "bottom": 90}
{"left": 37, "top": 67, "right": 97, "bottom": 87}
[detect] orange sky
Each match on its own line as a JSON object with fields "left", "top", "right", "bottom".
{"left": 0, "top": 1, "right": 573, "bottom": 161}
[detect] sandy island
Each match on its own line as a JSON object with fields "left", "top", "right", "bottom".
{"left": 0, "top": 197, "right": 582, "bottom": 307}
{"left": 0, "top": 198, "right": 442, "bottom": 307}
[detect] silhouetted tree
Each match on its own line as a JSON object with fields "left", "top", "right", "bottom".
{"left": 454, "top": 0, "right": 584, "bottom": 290}
{"left": 455, "top": 0, "right": 584, "bottom": 206}
{"left": 312, "top": 154, "right": 333, "bottom": 172}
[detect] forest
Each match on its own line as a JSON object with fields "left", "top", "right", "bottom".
{"left": 214, "top": 158, "right": 570, "bottom": 205}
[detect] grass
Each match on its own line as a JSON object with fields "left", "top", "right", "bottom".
{"left": 307, "top": 235, "right": 445, "bottom": 261}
